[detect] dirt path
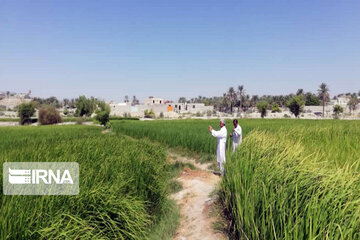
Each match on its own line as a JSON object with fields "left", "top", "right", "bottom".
{"left": 169, "top": 153, "right": 226, "bottom": 240}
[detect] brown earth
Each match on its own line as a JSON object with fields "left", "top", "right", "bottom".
{"left": 170, "top": 154, "right": 226, "bottom": 240}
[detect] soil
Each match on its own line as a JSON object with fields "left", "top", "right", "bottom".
{"left": 170, "top": 153, "right": 226, "bottom": 240}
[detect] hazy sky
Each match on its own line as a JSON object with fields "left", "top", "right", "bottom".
{"left": 1, "top": 0, "right": 359, "bottom": 102}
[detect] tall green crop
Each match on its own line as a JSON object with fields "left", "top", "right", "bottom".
{"left": 112, "top": 119, "right": 360, "bottom": 170}
{"left": 220, "top": 131, "right": 360, "bottom": 239}
{"left": 0, "top": 125, "right": 170, "bottom": 239}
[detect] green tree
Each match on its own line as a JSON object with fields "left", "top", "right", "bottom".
{"left": 75, "top": 96, "right": 97, "bottom": 117}
{"left": 256, "top": 101, "right": 269, "bottom": 118}
{"left": 95, "top": 101, "right": 111, "bottom": 126}
{"left": 305, "top": 92, "right": 320, "bottom": 106}
{"left": 333, "top": 104, "right": 344, "bottom": 119}
{"left": 17, "top": 103, "right": 35, "bottom": 125}
{"left": 317, "top": 83, "right": 330, "bottom": 117}
{"left": 287, "top": 95, "right": 305, "bottom": 118}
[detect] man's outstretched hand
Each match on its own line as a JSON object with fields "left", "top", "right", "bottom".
{"left": 209, "top": 125, "right": 213, "bottom": 133}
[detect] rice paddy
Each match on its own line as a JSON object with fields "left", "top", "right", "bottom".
{"left": 0, "top": 125, "right": 177, "bottom": 239}
{"left": 112, "top": 119, "right": 360, "bottom": 239}
{"left": 1, "top": 119, "right": 359, "bottom": 239}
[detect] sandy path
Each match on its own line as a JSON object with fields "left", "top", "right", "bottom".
{"left": 170, "top": 153, "right": 226, "bottom": 240}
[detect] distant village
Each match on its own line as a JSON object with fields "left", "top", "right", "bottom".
{"left": 1, "top": 88, "right": 359, "bottom": 120}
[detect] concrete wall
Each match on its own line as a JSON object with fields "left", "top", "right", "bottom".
{"left": 110, "top": 102, "right": 214, "bottom": 118}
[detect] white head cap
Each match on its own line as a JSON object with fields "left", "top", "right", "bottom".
{"left": 220, "top": 118, "right": 225, "bottom": 125}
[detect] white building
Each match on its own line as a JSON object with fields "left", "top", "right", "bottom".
{"left": 145, "top": 97, "right": 164, "bottom": 105}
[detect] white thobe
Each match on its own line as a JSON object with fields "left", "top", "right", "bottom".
{"left": 232, "top": 125, "right": 242, "bottom": 152}
{"left": 211, "top": 126, "right": 227, "bottom": 174}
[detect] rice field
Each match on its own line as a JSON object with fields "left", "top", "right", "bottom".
{"left": 0, "top": 125, "right": 177, "bottom": 239}
{"left": 112, "top": 119, "right": 360, "bottom": 170}
{"left": 1, "top": 119, "right": 359, "bottom": 239}
{"left": 112, "top": 119, "right": 360, "bottom": 239}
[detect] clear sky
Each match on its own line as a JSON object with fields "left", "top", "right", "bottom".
{"left": 1, "top": 0, "right": 359, "bottom": 102}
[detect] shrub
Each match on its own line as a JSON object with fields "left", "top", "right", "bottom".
{"left": 63, "top": 109, "right": 69, "bottom": 115}
{"left": 144, "top": 109, "right": 155, "bottom": 118}
{"left": 287, "top": 95, "right": 305, "bottom": 118}
{"left": 17, "top": 103, "right": 36, "bottom": 125}
{"left": 256, "top": 101, "right": 269, "bottom": 118}
{"left": 76, "top": 116, "right": 86, "bottom": 125}
{"left": 95, "top": 101, "right": 110, "bottom": 126}
{"left": 38, "top": 106, "right": 62, "bottom": 125}
{"left": 271, "top": 103, "right": 281, "bottom": 113}
{"left": 96, "top": 110, "right": 110, "bottom": 126}
{"left": 333, "top": 105, "right": 344, "bottom": 119}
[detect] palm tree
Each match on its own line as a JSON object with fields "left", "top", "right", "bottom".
{"left": 237, "top": 85, "right": 246, "bottom": 112}
{"left": 227, "top": 87, "right": 236, "bottom": 113}
{"left": 317, "top": 83, "right": 329, "bottom": 118}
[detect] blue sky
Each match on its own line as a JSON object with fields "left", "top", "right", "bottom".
{"left": 1, "top": 0, "right": 359, "bottom": 102}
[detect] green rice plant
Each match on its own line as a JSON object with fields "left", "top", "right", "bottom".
{"left": 111, "top": 119, "right": 360, "bottom": 170}
{"left": 220, "top": 130, "right": 360, "bottom": 240}
{"left": 0, "top": 125, "right": 175, "bottom": 239}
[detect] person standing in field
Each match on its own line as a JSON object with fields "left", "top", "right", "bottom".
{"left": 209, "top": 119, "right": 227, "bottom": 175}
{"left": 230, "top": 119, "right": 242, "bottom": 152}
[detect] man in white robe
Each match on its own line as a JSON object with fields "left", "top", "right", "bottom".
{"left": 230, "top": 119, "right": 242, "bottom": 152}
{"left": 209, "top": 119, "right": 227, "bottom": 175}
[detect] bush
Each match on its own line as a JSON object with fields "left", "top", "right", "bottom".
{"left": 76, "top": 116, "right": 86, "bottom": 125}
{"left": 287, "top": 96, "right": 305, "bottom": 118}
{"left": 144, "top": 109, "right": 155, "bottom": 118}
{"left": 271, "top": 103, "right": 281, "bottom": 113}
{"left": 333, "top": 104, "right": 344, "bottom": 119}
{"left": 63, "top": 109, "right": 69, "bottom": 115}
{"left": 38, "top": 106, "right": 62, "bottom": 125}
{"left": 256, "top": 101, "right": 269, "bottom": 118}
{"left": 96, "top": 110, "right": 110, "bottom": 126}
{"left": 17, "top": 103, "right": 36, "bottom": 125}
{"left": 95, "top": 101, "right": 110, "bottom": 126}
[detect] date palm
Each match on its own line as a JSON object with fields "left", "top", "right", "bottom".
{"left": 317, "top": 83, "right": 329, "bottom": 118}
{"left": 227, "top": 87, "right": 236, "bottom": 113}
{"left": 237, "top": 85, "right": 246, "bottom": 111}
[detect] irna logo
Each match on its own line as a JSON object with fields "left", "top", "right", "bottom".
{"left": 3, "top": 162, "right": 79, "bottom": 195}
{"left": 8, "top": 168, "right": 74, "bottom": 185}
